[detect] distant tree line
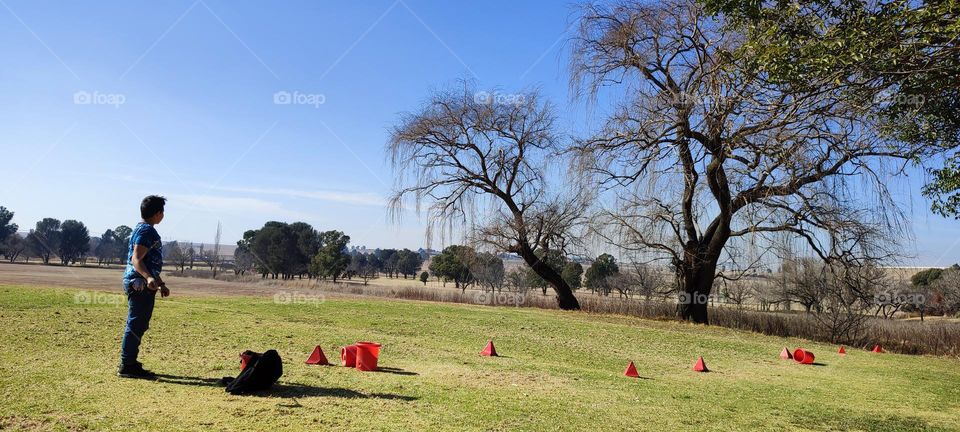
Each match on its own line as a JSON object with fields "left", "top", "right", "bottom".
{"left": 227, "top": 221, "right": 441, "bottom": 284}
{"left": 421, "top": 245, "right": 632, "bottom": 299}
{"left": 0, "top": 205, "right": 641, "bottom": 297}
{"left": 0, "top": 207, "right": 94, "bottom": 266}
{"left": 0, "top": 204, "right": 227, "bottom": 272}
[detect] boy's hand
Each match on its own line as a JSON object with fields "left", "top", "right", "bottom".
{"left": 146, "top": 277, "right": 159, "bottom": 291}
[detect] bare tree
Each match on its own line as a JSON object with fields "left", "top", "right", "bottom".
{"left": 167, "top": 241, "right": 189, "bottom": 274}
{"left": 388, "top": 82, "right": 587, "bottom": 310}
{"left": 814, "top": 259, "right": 883, "bottom": 344}
{"left": 469, "top": 251, "right": 505, "bottom": 294}
{"left": 719, "top": 278, "right": 754, "bottom": 310}
{"left": 212, "top": 222, "right": 222, "bottom": 277}
{"left": 504, "top": 267, "right": 532, "bottom": 296}
{"left": 2, "top": 235, "right": 26, "bottom": 262}
{"left": 781, "top": 257, "right": 828, "bottom": 314}
{"left": 569, "top": 0, "right": 919, "bottom": 323}
{"left": 926, "top": 267, "right": 960, "bottom": 318}
{"left": 233, "top": 246, "right": 254, "bottom": 276}
{"left": 874, "top": 280, "right": 911, "bottom": 319}
{"left": 358, "top": 260, "right": 378, "bottom": 286}
{"left": 627, "top": 259, "right": 672, "bottom": 301}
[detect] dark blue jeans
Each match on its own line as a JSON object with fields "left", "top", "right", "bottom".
{"left": 120, "top": 279, "right": 156, "bottom": 366}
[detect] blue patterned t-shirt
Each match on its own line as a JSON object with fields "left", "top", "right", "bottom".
{"left": 122, "top": 222, "right": 163, "bottom": 283}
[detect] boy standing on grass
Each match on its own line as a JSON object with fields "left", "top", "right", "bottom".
{"left": 118, "top": 195, "right": 170, "bottom": 379}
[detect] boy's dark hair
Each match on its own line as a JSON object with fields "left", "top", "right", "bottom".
{"left": 140, "top": 195, "right": 167, "bottom": 219}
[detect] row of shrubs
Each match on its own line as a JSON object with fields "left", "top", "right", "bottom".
{"left": 264, "top": 280, "right": 959, "bottom": 358}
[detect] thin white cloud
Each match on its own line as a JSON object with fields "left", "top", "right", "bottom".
{"left": 200, "top": 184, "right": 388, "bottom": 207}
{"left": 68, "top": 171, "right": 387, "bottom": 207}
{"left": 167, "top": 193, "right": 309, "bottom": 220}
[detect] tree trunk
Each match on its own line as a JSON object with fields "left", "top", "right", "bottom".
{"left": 518, "top": 246, "right": 580, "bottom": 310}
{"left": 677, "top": 283, "right": 711, "bottom": 324}
{"left": 676, "top": 258, "right": 717, "bottom": 324}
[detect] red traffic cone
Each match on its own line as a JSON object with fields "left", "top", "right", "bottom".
{"left": 779, "top": 347, "right": 792, "bottom": 360}
{"left": 480, "top": 340, "right": 498, "bottom": 357}
{"left": 693, "top": 356, "right": 709, "bottom": 372}
{"left": 305, "top": 345, "right": 330, "bottom": 365}
{"left": 624, "top": 361, "right": 640, "bottom": 378}
{"left": 838, "top": 345, "right": 846, "bottom": 355}
{"left": 872, "top": 345, "right": 883, "bottom": 353}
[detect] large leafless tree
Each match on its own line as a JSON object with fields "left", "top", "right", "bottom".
{"left": 388, "top": 83, "right": 586, "bottom": 310}
{"left": 570, "top": 0, "right": 924, "bottom": 323}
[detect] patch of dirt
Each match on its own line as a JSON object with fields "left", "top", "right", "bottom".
{"left": 0, "top": 262, "right": 328, "bottom": 299}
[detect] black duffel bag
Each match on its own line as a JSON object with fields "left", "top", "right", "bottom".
{"left": 222, "top": 349, "right": 283, "bottom": 395}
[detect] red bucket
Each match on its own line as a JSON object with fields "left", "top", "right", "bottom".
{"left": 355, "top": 341, "right": 382, "bottom": 371}
{"left": 340, "top": 345, "right": 358, "bottom": 367}
{"left": 793, "top": 348, "right": 815, "bottom": 364}
{"left": 240, "top": 352, "right": 254, "bottom": 371}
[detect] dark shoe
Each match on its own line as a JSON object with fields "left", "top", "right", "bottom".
{"left": 118, "top": 362, "right": 157, "bottom": 379}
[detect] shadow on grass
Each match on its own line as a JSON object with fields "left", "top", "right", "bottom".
{"left": 153, "top": 374, "right": 418, "bottom": 401}
{"left": 154, "top": 374, "right": 221, "bottom": 387}
{"left": 374, "top": 367, "right": 418, "bottom": 376}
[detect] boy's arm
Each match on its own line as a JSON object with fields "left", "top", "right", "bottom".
{"left": 131, "top": 244, "right": 159, "bottom": 290}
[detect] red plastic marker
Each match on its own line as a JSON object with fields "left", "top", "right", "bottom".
{"left": 793, "top": 348, "right": 815, "bottom": 364}
{"left": 693, "top": 356, "right": 709, "bottom": 372}
{"left": 872, "top": 345, "right": 884, "bottom": 353}
{"left": 355, "top": 341, "right": 382, "bottom": 372}
{"left": 305, "top": 345, "right": 330, "bottom": 365}
{"left": 779, "top": 347, "right": 792, "bottom": 360}
{"left": 240, "top": 352, "right": 254, "bottom": 371}
{"left": 838, "top": 346, "right": 846, "bottom": 356}
{"left": 341, "top": 345, "right": 358, "bottom": 367}
{"left": 624, "top": 361, "right": 640, "bottom": 378}
{"left": 480, "top": 340, "right": 498, "bottom": 357}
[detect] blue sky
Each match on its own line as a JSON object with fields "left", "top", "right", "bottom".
{"left": 0, "top": 0, "right": 956, "bottom": 265}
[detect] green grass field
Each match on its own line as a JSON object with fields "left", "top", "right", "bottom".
{"left": 1, "top": 284, "right": 958, "bottom": 431}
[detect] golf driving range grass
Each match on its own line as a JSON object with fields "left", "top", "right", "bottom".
{"left": 1, "top": 285, "right": 958, "bottom": 431}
